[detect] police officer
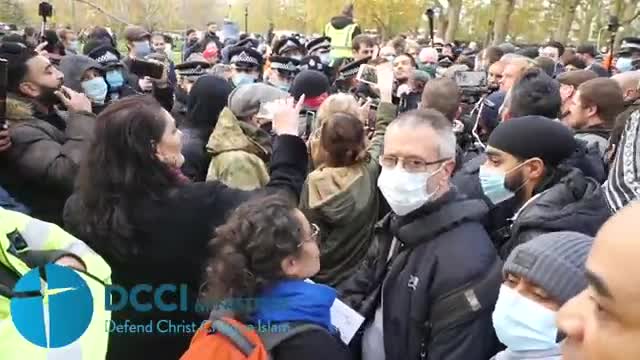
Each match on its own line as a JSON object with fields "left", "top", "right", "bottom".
{"left": 324, "top": 4, "right": 362, "bottom": 61}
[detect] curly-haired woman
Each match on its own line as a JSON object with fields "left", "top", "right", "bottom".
{"left": 205, "top": 194, "right": 352, "bottom": 360}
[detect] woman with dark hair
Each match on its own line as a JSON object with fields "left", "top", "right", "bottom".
{"left": 203, "top": 194, "right": 351, "bottom": 360}
{"left": 63, "top": 95, "right": 307, "bottom": 360}
{"left": 180, "top": 75, "right": 232, "bottom": 181}
{"left": 299, "top": 65, "right": 395, "bottom": 287}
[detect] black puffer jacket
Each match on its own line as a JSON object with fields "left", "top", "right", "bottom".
{"left": 498, "top": 167, "right": 611, "bottom": 258}
{"left": 340, "top": 189, "right": 502, "bottom": 360}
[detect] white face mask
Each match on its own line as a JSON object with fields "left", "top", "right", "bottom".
{"left": 377, "top": 164, "right": 443, "bottom": 216}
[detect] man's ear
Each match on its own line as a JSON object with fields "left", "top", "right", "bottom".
{"left": 527, "top": 157, "right": 545, "bottom": 180}
{"left": 18, "top": 82, "right": 38, "bottom": 98}
{"left": 586, "top": 104, "right": 598, "bottom": 118}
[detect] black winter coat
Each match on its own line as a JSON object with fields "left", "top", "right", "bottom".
{"left": 272, "top": 329, "right": 352, "bottom": 360}
{"left": 497, "top": 167, "right": 610, "bottom": 258}
{"left": 179, "top": 128, "right": 210, "bottom": 182}
{"left": 339, "top": 189, "right": 501, "bottom": 360}
{"left": 63, "top": 135, "right": 308, "bottom": 360}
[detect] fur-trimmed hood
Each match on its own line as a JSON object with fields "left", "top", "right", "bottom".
{"left": 5, "top": 96, "right": 35, "bottom": 124}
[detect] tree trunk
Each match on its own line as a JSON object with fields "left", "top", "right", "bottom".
{"left": 436, "top": 5, "right": 448, "bottom": 40}
{"left": 615, "top": 0, "right": 638, "bottom": 49}
{"left": 554, "top": 0, "right": 580, "bottom": 44}
{"left": 577, "top": 0, "right": 597, "bottom": 44}
{"left": 445, "top": 0, "right": 462, "bottom": 42}
{"left": 492, "top": 0, "right": 515, "bottom": 45}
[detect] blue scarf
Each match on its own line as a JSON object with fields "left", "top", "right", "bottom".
{"left": 250, "top": 280, "right": 336, "bottom": 333}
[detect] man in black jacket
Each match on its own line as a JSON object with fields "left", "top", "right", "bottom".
{"left": 479, "top": 116, "right": 611, "bottom": 258}
{"left": 340, "top": 109, "right": 502, "bottom": 360}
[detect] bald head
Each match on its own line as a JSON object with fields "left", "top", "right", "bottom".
{"left": 612, "top": 70, "right": 640, "bottom": 102}
{"left": 557, "top": 203, "right": 640, "bottom": 359}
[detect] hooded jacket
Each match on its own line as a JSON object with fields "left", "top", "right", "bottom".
{"left": 59, "top": 55, "right": 103, "bottom": 94}
{"left": 329, "top": 16, "right": 362, "bottom": 37}
{"left": 498, "top": 167, "right": 611, "bottom": 258}
{"left": 299, "top": 102, "right": 395, "bottom": 287}
{"left": 180, "top": 75, "right": 232, "bottom": 182}
{"left": 0, "top": 96, "right": 95, "bottom": 225}
{"left": 340, "top": 189, "right": 502, "bottom": 360}
{"left": 205, "top": 107, "right": 272, "bottom": 190}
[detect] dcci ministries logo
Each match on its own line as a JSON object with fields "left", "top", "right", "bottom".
{"left": 10, "top": 263, "right": 93, "bottom": 348}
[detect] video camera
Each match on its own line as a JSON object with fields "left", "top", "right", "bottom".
{"left": 454, "top": 71, "right": 490, "bottom": 104}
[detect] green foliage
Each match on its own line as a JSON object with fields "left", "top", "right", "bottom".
{"left": 12, "top": 0, "right": 640, "bottom": 45}
{"left": 0, "top": 0, "right": 26, "bottom": 26}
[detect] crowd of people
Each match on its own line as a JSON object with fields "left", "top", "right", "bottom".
{"left": 1, "top": 4, "right": 640, "bottom": 360}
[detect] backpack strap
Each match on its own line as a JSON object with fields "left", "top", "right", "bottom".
{"left": 260, "top": 323, "right": 329, "bottom": 352}
{"left": 425, "top": 259, "right": 503, "bottom": 337}
{"left": 210, "top": 319, "right": 257, "bottom": 357}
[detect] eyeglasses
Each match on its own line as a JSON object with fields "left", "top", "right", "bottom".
{"left": 379, "top": 155, "right": 449, "bottom": 173}
{"left": 298, "top": 223, "right": 320, "bottom": 248}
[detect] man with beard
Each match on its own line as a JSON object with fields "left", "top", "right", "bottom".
{"left": 0, "top": 42, "right": 95, "bottom": 225}
{"left": 479, "top": 117, "right": 610, "bottom": 259}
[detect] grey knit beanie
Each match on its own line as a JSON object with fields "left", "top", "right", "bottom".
{"left": 228, "top": 83, "right": 289, "bottom": 119}
{"left": 503, "top": 231, "right": 594, "bottom": 305}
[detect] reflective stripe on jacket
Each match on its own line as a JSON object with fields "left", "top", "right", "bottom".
{"left": 0, "top": 207, "right": 111, "bottom": 360}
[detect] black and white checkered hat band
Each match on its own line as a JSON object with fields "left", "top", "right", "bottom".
{"left": 271, "top": 62, "right": 298, "bottom": 72}
{"left": 341, "top": 67, "right": 359, "bottom": 79}
{"left": 309, "top": 42, "right": 330, "bottom": 54}
{"left": 95, "top": 51, "right": 119, "bottom": 64}
{"left": 230, "top": 51, "right": 260, "bottom": 66}
{"left": 178, "top": 67, "right": 207, "bottom": 77}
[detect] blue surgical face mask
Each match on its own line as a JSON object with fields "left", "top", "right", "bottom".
{"left": 105, "top": 70, "right": 125, "bottom": 92}
{"left": 479, "top": 163, "right": 527, "bottom": 205}
{"left": 81, "top": 76, "right": 108, "bottom": 105}
{"left": 133, "top": 41, "right": 152, "bottom": 58}
{"left": 232, "top": 73, "right": 257, "bottom": 87}
{"left": 377, "top": 164, "right": 444, "bottom": 216}
{"left": 492, "top": 285, "right": 558, "bottom": 351}
{"left": 616, "top": 57, "right": 633, "bottom": 73}
{"left": 270, "top": 77, "right": 291, "bottom": 92}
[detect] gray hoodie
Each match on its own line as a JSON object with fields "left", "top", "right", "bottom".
{"left": 59, "top": 55, "right": 104, "bottom": 93}
{"left": 491, "top": 347, "right": 562, "bottom": 360}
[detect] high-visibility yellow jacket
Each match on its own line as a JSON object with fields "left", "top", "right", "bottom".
{"left": 0, "top": 207, "right": 111, "bottom": 360}
{"left": 325, "top": 22, "right": 358, "bottom": 59}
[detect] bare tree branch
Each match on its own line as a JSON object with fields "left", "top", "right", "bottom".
{"left": 72, "top": 0, "right": 132, "bottom": 26}
{"left": 622, "top": 9, "right": 640, "bottom": 24}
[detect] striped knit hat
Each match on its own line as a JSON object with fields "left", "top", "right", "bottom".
{"left": 503, "top": 231, "right": 594, "bottom": 305}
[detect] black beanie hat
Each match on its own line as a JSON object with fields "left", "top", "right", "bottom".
{"left": 0, "top": 42, "right": 37, "bottom": 92}
{"left": 488, "top": 116, "right": 576, "bottom": 167}
{"left": 289, "top": 70, "right": 330, "bottom": 100}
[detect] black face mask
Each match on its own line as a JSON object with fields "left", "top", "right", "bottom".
{"left": 188, "top": 38, "right": 198, "bottom": 45}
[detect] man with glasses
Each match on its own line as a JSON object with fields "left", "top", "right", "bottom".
{"left": 340, "top": 109, "right": 502, "bottom": 360}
